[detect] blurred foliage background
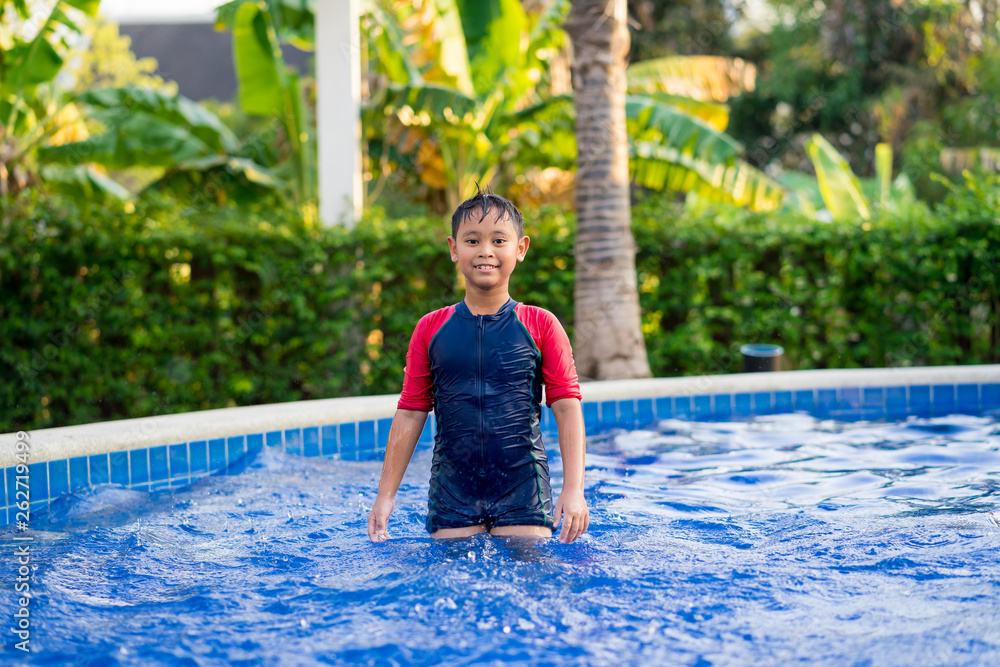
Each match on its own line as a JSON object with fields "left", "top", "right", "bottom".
{"left": 2, "top": 0, "right": 999, "bottom": 429}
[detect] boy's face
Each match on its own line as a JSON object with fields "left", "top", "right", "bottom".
{"left": 447, "top": 209, "right": 529, "bottom": 294}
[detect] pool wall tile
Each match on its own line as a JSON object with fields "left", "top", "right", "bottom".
{"left": 839, "top": 387, "right": 861, "bottom": 410}
{"left": 583, "top": 402, "right": 600, "bottom": 433}
{"left": 713, "top": 394, "right": 732, "bottom": 419}
{"left": 89, "top": 454, "right": 110, "bottom": 485}
{"left": 774, "top": 391, "right": 793, "bottom": 414}
{"left": 48, "top": 460, "right": 69, "bottom": 498}
{"left": 693, "top": 395, "right": 712, "bottom": 420}
{"left": 673, "top": 396, "right": 692, "bottom": 419}
{"left": 247, "top": 433, "right": 264, "bottom": 456}
{"left": 149, "top": 446, "right": 169, "bottom": 482}
{"left": 932, "top": 384, "right": 956, "bottom": 416}
{"left": 599, "top": 401, "right": 618, "bottom": 430}
{"left": 322, "top": 425, "right": 339, "bottom": 456}
{"left": 618, "top": 400, "right": 636, "bottom": 430}
{"left": 169, "top": 444, "right": 189, "bottom": 478}
{"left": 130, "top": 449, "right": 149, "bottom": 484}
{"left": 983, "top": 384, "right": 1000, "bottom": 411}
{"left": 816, "top": 389, "right": 837, "bottom": 418}
{"left": 228, "top": 435, "right": 247, "bottom": 463}
{"left": 28, "top": 462, "right": 49, "bottom": 502}
{"left": 302, "top": 428, "right": 319, "bottom": 458}
{"left": 733, "top": 393, "right": 752, "bottom": 418}
{"left": 636, "top": 399, "right": 655, "bottom": 428}
{"left": 69, "top": 457, "right": 89, "bottom": 492}
{"left": 340, "top": 422, "right": 358, "bottom": 456}
{"left": 909, "top": 385, "right": 931, "bottom": 417}
{"left": 377, "top": 418, "right": 392, "bottom": 452}
{"left": 793, "top": 390, "right": 815, "bottom": 413}
{"left": 957, "top": 384, "right": 979, "bottom": 413}
{"left": 654, "top": 397, "right": 672, "bottom": 421}
{"left": 110, "top": 451, "right": 129, "bottom": 486}
{"left": 208, "top": 438, "right": 227, "bottom": 472}
{"left": 863, "top": 387, "right": 884, "bottom": 409}
{"left": 283, "top": 429, "right": 302, "bottom": 456}
{"left": 266, "top": 431, "right": 282, "bottom": 447}
{"left": 753, "top": 392, "right": 773, "bottom": 415}
{"left": 226, "top": 436, "right": 249, "bottom": 476}
{"left": 359, "top": 421, "right": 376, "bottom": 454}
{"left": 886, "top": 386, "right": 908, "bottom": 417}
{"left": 189, "top": 441, "right": 208, "bottom": 473}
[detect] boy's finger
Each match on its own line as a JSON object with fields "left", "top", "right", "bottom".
{"left": 552, "top": 500, "right": 564, "bottom": 529}
{"left": 559, "top": 515, "right": 576, "bottom": 543}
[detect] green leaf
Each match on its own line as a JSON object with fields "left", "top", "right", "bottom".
{"left": 458, "top": 0, "right": 527, "bottom": 98}
{"left": 433, "top": 0, "right": 476, "bottom": 97}
{"left": 626, "top": 56, "right": 756, "bottom": 103}
{"left": 39, "top": 163, "right": 131, "bottom": 199}
{"left": 627, "top": 95, "right": 741, "bottom": 163}
{"left": 40, "top": 112, "right": 213, "bottom": 168}
{"left": 361, "top": 0, "right": 423, "bottom": 85}
{"left": 806, "top": 133, "right": 871, "bottom": 221}
{"left": 6, "top": 39, "right": 63, "bottom": 88}
{"left": 76, "top": 86, "right": 240, "bottom": 154}
{"left": 876, "top": 143, "right": 892, "bottom": 207}
{"left": 63, "top": 0, "right": 102, "bottom": 16}
{"left": 375, "top": 82, "right": 479, "bottom": 120}
{"left": 232, "top": 2, "right": 285, "bottom": 116}
{"left": 173, "top": 155, "right": 283, "bottom": 186}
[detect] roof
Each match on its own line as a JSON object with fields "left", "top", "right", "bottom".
{"left": 119, "top": 22, "right": 313, "bottom": 101}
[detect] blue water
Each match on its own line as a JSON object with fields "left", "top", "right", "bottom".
{"left": 3, "top": 413, "right": 1000, "bottom": 666}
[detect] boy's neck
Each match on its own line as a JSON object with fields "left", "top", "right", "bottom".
{"left": 463, "top": 289, "right": 512, "bottom": 316}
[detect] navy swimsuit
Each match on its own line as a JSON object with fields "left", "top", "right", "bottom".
{"left": 397, "top": 298, "right": 582, "bottom": 533}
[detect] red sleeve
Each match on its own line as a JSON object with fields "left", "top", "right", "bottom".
{"left": 397, "top": 307, "right": 453, "bottom": 411}
{"left": 515, "top": 305, "right": 583, "bottom": 406}
{"left": 397, "top": 314, "right": 434, "bottom": 412}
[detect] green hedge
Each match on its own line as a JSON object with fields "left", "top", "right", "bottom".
{"left": 2, "top": 183, "right": 998, "bottom": 431}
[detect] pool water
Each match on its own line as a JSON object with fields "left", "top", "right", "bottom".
{"left": 4, "top": 413, "right": 1000, "bottom": 666}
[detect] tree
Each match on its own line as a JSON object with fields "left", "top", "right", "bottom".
{"left": 565, "top": 0, "right": 651, "bottom": 380}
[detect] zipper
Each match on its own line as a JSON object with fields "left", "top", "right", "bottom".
{"left": 477, "top": 314, "right": 485, "bottom": 473}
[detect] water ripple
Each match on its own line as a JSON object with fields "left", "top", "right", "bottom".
{"left": 1, "top": 414, "right": 998, "bottom": 666}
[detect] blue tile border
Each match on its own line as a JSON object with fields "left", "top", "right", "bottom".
{"left": 4, "top": 379, "right": 999, "bottom": 528}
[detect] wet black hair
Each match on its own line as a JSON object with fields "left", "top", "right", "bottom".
{"left": 450, "top": 184, "right": 524, "bottom": 238}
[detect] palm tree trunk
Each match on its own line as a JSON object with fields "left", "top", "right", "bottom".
{"left": 565, "top": 0, "right": 651, "bottom": 380}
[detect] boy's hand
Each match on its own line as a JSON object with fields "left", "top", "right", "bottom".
{"left": 368, "top": 495, "right": 395, "bottom": 542}
{"left": 553, "top": 489, "right": 589, "bottom": 543}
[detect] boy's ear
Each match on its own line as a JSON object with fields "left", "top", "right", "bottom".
{"left": 447, "top": 236, "right": 458, "bottom": 262}
{"left": 517, "top": 235, "right": 530, "bottom": 261}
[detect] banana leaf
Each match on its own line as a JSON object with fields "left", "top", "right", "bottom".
{"left": 232, "top": 2, "right": 285, "bottom": 117}
{"left": 626, "top": 56, "right": 756, "bottom": 103}
{"left": 457, "top": 0, "right": 527, "bottom": 98}
{"left": 806, "top": 133, "right": 870, "bottom": 221}
{"left": 630, "top": 142, "right": 785, "bottom": 212}
{"left": 39, "top": 163, "right": 131, "bottom": 200}
{"left": 627, "top": 95, "right": 741, "bottom": 163}
{"left": 38, "top": 88, "right": 271, "bottom": 180}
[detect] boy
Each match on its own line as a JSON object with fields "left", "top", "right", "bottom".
{"left": 367, "top": 188, "right": 589, "bottom": 544}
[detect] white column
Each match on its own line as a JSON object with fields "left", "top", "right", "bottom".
{"left": 316, "top": 0, "right": 363, "bottom": 226}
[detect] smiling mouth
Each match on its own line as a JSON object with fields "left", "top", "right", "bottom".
{"left": 474, "top": 264, "right": 497, "bottom": 271}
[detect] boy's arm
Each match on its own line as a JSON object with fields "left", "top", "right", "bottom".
{"left": 551, "top": 397, "right": 589, "bottom": 543}
{"left": 368, "top": 408, "right": 428, "bottom": 542}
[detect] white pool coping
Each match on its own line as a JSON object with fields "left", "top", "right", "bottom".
{"left": 2, "top": 365, "right": 998, "bottom": 468}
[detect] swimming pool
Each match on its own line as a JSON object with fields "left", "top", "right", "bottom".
{"left": 2, "top": 366, "right": 999, "bottom": 664}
